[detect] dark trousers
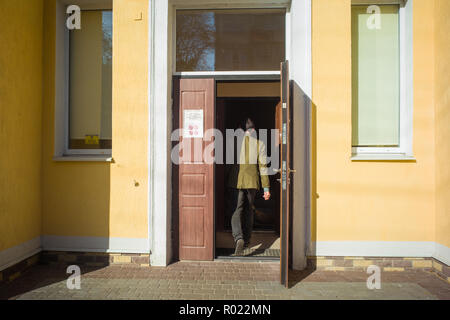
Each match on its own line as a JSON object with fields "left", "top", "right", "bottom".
{"left": 231, "top": 189, "right": 257, "bottom": 244}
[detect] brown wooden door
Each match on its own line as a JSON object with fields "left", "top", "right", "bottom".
{"left": 178, "top": 78, "right": 215, "bottom": 261}
{"left": 280, "top": 61, "right": 292, "bottom": 287}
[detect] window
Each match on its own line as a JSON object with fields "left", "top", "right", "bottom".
{"left": 68, "top": 10, "right": 112, "bottom": 152}
{"left": 175, "top": 9, "right": 285, "bottom": 72}
{"left": 352, "top": 4, "right": 400, "bottom": 147}
{"left": 351, "top": 0, "right": 413, "bottom": 160}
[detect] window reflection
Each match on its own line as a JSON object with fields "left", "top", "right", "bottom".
{"left": 176, "top": 9, "right": 285, "bottom": 72}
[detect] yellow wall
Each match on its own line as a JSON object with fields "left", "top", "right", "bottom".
{"left": 41, "top": 0, "right": 149, "bottom": 239}
{"left": 311, "top": 0, "right": 436, "bottom": 242}
{"left": 109, "top": 0, "right": 149, "bottom": 238}
{"left": 434, "top": 0, "right": 450, "bottom": 248}
{"left": 1, "top": 0, "right": 446, "bottom": 257}
{"left": 0, "top": 0, "right": 43, "bottom": 251}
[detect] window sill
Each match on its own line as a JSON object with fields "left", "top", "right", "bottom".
{"left": 53, "top": 155, "right": 113, "bottom": 162}
{"left": 351, "top": 154, "right": 416, "bottom": 161}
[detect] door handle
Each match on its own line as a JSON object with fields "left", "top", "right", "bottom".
{"left": 275, "top": 169, "right": 295, "bottom": 174}
{"left": 276, "top": 169, "right": 295, "bottom": 184}
{"left": 277, "top": 178, "right": 292, "bottom": 184}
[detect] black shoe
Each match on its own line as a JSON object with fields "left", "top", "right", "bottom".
{"left": 233, "top": 239, "right": 244, "bottom": 256}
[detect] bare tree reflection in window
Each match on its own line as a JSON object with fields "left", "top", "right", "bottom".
{"left": 101, "top": 11, "right": 112, "bottom": 147}
{"left": 102, "top": 11, "right": 112, "bottom": 65}
{"left": 176, "top": 11, "right": 215, "bottom": 72}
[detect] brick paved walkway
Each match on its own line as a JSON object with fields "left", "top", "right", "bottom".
{"left": 0, "top": 261, "right": 449, "bottom": 300}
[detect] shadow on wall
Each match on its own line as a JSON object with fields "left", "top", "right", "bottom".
{"left": 279, "top": 80, "right": 317, "bottom": 288}
{"left": 289, "top": 81, "right": 317, "bottom": 275}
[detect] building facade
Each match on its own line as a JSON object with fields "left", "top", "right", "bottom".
{"left": 0, "top": 0, "right": 449, "bottom": 281}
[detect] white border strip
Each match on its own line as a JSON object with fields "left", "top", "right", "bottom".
{"left": 289, "top": 0, "right": 312, "bottom": 271}
{"left": 434, "top": 242, "right": 450, "bottom": 266}
{"left": 0, "top": 237, "right": 42, "bottom": 271}
{"left": 149, "top": 0, "right": 171, "bottom": 267}
{"left": 148, "top": 0, "right": 156, "bottom": 260}
{"left": 41, "top": 236, "right": 149, "bottom": 253}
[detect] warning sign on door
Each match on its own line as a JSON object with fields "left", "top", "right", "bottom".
{"left": 183, "top": 110, "right": 204, "bottom": 138}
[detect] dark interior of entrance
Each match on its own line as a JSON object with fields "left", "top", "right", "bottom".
{"left": 215, "top": 81, "right": 281, "bottom": 259}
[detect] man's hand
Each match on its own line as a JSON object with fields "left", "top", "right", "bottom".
{"left": 263, "top": 191, "right": 271, "bottom": 201}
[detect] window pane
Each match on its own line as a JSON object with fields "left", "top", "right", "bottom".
{"left": 352, "top": 5, "right": 400, "bottom": 147}
{"left": 69, "top": 10, "right": 112, "bottom": 149}
{"left": 176, "top": 9, "right": 285, "bottom": 72}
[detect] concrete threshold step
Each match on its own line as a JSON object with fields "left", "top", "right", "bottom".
{"left": 215, "top": 248, "right": 280, "bottom": 261}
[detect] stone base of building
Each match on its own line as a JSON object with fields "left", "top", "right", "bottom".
{"left": 0, "top": 253, "right": 40, "bottom": 284}
{"left": 39, "top": 251, "right": 150, "bottom": 267}
{"left": 307, "top": 256, "right": 450, "bottom": 283}
{"left": 0, "top": 251, "right": 150, "bottom": 284}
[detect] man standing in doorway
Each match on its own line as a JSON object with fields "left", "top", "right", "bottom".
{"left": 227, "top": 118, "right": 271, "bottom": 256}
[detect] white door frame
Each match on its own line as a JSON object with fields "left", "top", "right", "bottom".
{"left": 148, "top": 0, "right": 312, "bottom": 268}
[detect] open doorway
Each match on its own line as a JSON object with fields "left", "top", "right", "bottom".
{"left": 173, "top": 61, "right": 295, "bottom": 285}
{"left": 214, "top": 80, "right": 281, "bottom": 259}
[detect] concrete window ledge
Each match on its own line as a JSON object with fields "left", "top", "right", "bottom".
{"left": 351, "top": 154, "right": 416, "bottom": 161}
{"left": 53, "top": 155, "right": 113, "bottom": 162}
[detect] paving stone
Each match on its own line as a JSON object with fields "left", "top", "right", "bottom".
{"left": 1, "top": 262, "right": 449, "bottom": 300}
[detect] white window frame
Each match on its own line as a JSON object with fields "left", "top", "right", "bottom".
{"left": 351, "top": 0, "right": 414, "bottom": 161}
{"left": 53, "top": 0, "right": 113, "bottom": 160}
{"left": 172, "top": 2, "right": 291, "bottom": 78}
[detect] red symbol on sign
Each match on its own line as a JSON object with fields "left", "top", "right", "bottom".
{"left": 188, "top": 124, "right": 199, "bottom": 136}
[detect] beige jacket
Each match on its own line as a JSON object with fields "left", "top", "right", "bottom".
{"left": 227, "top": 131, "right": 270, "bottom": 190}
